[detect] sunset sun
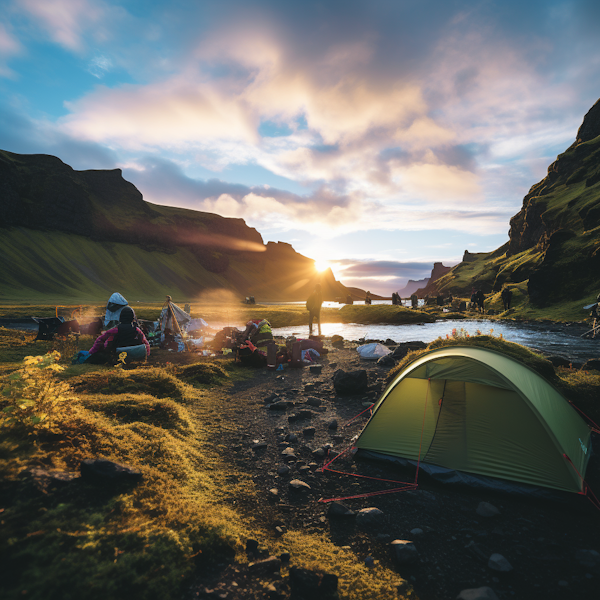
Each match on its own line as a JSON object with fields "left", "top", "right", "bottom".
{"left": 314, "top": 259, "right": 330, "bottom": 272}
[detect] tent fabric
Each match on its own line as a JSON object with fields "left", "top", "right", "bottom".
{"left": 356, "top": 346, "right": 592, "bottom": 493}
{"left": 104, "top": 292, "right": 128, "bottom": 326}
{"left": 159, "top": 302, "right": 191, "bottom": 332}
{"left": 357, "top": 343, "right": 392, "bottom": 360}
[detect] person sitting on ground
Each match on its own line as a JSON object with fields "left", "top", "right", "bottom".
{"left": 87, "top": 306, "right": 150, "bottom": 364}
{"left": 306, "top": 284, "right": 323, "bottom": 336}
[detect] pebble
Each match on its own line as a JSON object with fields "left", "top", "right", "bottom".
{"left": 284, "top": 432, "right": 298, "bottom": 443}
{"left": 289, "top": 479, "right": 311, "bottom": 491}
{"left": 306, "top": 397, "right": 322, "bottom": 407}
{"left": 476, "top": 502, "right": 500, "bottom": 517}
{"left": 277, "top": 465, "right": 290, "bottom": 476}
{"left": 391, "top": 540, "right": 418, "bottom": 564}
{"left": 252, "top": 441, "right": 268, "bottom": 450}
{"left": 488, "top": 553, "right": 513, "bottom": 572}
{"left": 327, "top": 502, "right": 356, "bottom": 517}
{"left": 356, "top": 507, "right": 385, "bottom": 528}
{"left": 303, "top": 427, "right": 316, "bottom": 437}
{"left": 328, "top": 419, "right": 338, "bottom": 429}
{"left": 410, "top": 528, "right": 423, "bottom": 536}
{"left": 281, "top": 447, "right": 295, "bottom": 455}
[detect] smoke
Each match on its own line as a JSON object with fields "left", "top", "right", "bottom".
{"left": 194, "top": 288, "right": 245, "bottom": 328}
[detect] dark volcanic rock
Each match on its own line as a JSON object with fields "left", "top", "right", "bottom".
{"left": 80, "top": 459, "right": 142, "bottom": 486}
{"left": 332, "top": 369, "right": 368, "bottom": 395}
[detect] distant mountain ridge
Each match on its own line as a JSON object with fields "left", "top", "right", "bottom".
{"left": 427, "top": 98, "right": 600, "bottom": 308}
{"left": 0, "top": 150, "right": 354, "bottom": 302}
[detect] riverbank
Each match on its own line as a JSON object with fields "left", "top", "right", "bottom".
{"left": 1, "top": 328, "right": 599, "bottom": 600}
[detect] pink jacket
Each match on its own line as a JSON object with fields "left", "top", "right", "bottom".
{"left": 89, "top": 326, "right": 150, "bottom": 357}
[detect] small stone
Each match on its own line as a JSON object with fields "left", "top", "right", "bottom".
{"left": 274, "top": 526, "right": 284, "bottom": 537}
{"left": 356, "top": 507, "right": 385, "bottom": 528}
{"left": 364, "top": 555, "right": 375, "bottom": 568}
{"left": 376, "top": 533, "right": 391, "bottom": 542}
{"left": 248, "top": 556, "right": 282, "bottom": 574}
{"left": 265, "top": 393, "right": 279, "bottom": 403}
{"left": 246, "top": 539, "right": 259, "bottom": 552}
{"left": 312, "top": 448, "right": 325, "bottom": 458}
{"left": 410, "top": 528, "right": 423, "bottom": 536}
{"left": 289, "top": 479, "right": 311, "bottom": 491}
{"left": 281, "top": 447, "right": 296, "bottom": 455}
{"left": 285, "top": 432, "right": 298, "bottom": 443}
{"left": 303, "top": 427, "right": 316, "bottom": 437}
{"left": 488, "top": 553, "right": 513, "bottom": 572}
{"left": 252, "top": 441, "right": 268, "bottom": 450}
{"left": 306, "top": 397, "right": 322, "bottom": 407}
{"left": 456, "top": 587, "right": 500, "bottom": 600}
{"left": 391, "top": 540, "right": 418, "bottom": 564}
{"left": 308, "top": 462, "right": 319, "bottom": 471}
{"left": 332, "top": 435, "right": 344, "bottom": 442}
{"left": 328, "top": 419, "right": 338, "bottom": 430}
{"left": 476, "top": 502, "right": 500, "bottom": 517}
{"left": 327, "top": 502, "right": 356, "bottom": 517}
{"left": 269, "top": 488, "right": 279, "bottom": 498}
{"left": 575, "top": 549, "right": 600, "bottom": 568}
{"left": 269, "top": 401, "right": 293, "bottom": 411}
{"left": 297, "top": 410, "right": 313, "bottom": 419}
{"left": 282, "top": 453, "right": 297, "bottom": 463}
{"left": 277, "top": 465, "right": 290, "bottom": 476}
{"left": 280, "top": 552, "right": 291, "bottom": 562}
{"left": 298, "top": 465, "right": 311, "bottom": 473}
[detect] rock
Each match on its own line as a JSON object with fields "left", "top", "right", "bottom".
{"left": 246, "top": 539, "right": 259, "bottom": 553}
{"left": 376, "top": 533, "right": 391, "bottom": 542}
{"left": 298, "top": 465, "right": 311, "bottom": 473}
{"left": 583, "top": 359, "right": 600, "bottom": 372}
{"left": 331, "top": 335, "right": 344, "bottom": 348}
{"left": 309, "top": 462, "right": 319, "bottom": 471}
{"left": 28, "top": 468, "right": 80, "bottom": 488}
{"left": 274, "top": 526, "right": 285, "bottom": 537}
{"left": 281, "top": 447, "right": 296, "bottom": 455}
{"left": 332, "top": 434, "right": 344, "bottom": 442}
{"left": 392, "top": 341, "right": 427, "bottom": 359}
{"left": 279, "top": 552, "right": 291, "bottom": 563}
{"left": 575, "top": 549, "right": 600, "bottom": 568}
{"left": 303, "top": 427, "right": 316, "bottom": 437}
{"left": 356, "top": 507, "right": 385, "bottom": 528}
{"left": 476, "top": 502, "right": 500, "bottom": 517}
{"left": 329, "top": 362, "right": 338, "bottom": 369}
{"left": 265, "top": 393, "right": 279, "bottom": 403}
{"left": 410, "top": 528, "right": 423, "bottom": 536}
{"left": 289, "top": 567, "right": 338, "bottom": 597}
{"left": 284, "top": 432, "right": 298, "bottom": 443}
{"left": 269, "top": 401, "right": 294, "bottom": 410}
{"left": 289, "top": 479, "right": 311, "bottom": 492}
{"left": 252, "top": 441, "right": 268, "bottom": 450}
{"left": 311, "top": 448, "right": 325, "bottom": 458}
{"left": 391, "top": 540, "right": 418, "bottom": 564}
{"left": 297, "top": 410, "right": 313, "bottom": 419}
{"left": 488, "top": 553, "right": 513, "bottom": 572}
{"left": 327, "top": 419, "right": 338, "bottom": 429}
{"left": 548, "top": 355, "right": 570, "bottom": 368}
{"left": 277, "top": 465, "right": 290, "bottom": 476}
{"left": 332, "top": 369, "right": 368, "bottom": 395}
{"left": 309, "top": 365, "right": 323, "bottom": 374}
{"left": 282, "top": 453, "right": 297, "bottom": 463}
{"left": 327, "top": 502, "right": 356, "bottom": 517}
{"left": 364, "top": 555, "right": 375, "bottom": 568}
{"left": 384, "top": 339, "right": 396, "bottom": 345}
{"left": 268, "top": 488, "right": 279, "bottom": 499}
{"left": 306, "top": 397, "right": 322, "bottom": 407}
{"left": 377, "top": 354, "right": 396, "bottom": 367}
{"left": 456, "top": 586, "right": 500, "bottom": 600}
{"left": 248, "top": 556, "right": 281, "bottom": 574}
{"left": 80, "top": 459, "right": 142, "bottom": 485}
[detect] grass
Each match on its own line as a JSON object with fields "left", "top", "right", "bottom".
{"left": 0, "top": 327, "right": 414, "bottom": 600}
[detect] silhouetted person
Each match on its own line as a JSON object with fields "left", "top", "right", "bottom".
{"left": 411, "top": 294, "right": 418, "bottom": 309}
{"left": 365, "top": 291, "right": 372, "bottom": 305}
{"left": 476, "top": 290, "right": 485, "bottom": 313}
{"left": 501, "top": 287, "right": 513, "bottom": 311}
{"left": 306, "top": 284, "right": 323, "bottom": 336}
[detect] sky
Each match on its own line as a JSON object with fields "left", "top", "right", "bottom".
{"left": 1, "top": 0, "right": 600, "bottom": 295}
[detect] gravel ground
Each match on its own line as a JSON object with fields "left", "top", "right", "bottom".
{"left": 186, "top": 340, "right": 600, "bottom": 600}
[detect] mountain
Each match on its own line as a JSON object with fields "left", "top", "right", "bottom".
{"left": 428, "top": 99, "right": 600, "bottom": 308}
{"left": 397, "top": 278, "right": 429, "bottom": 297}
{"left": 0, "top": 150, "right": 352, "bottom": 302}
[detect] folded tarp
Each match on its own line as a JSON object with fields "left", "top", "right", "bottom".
{"left": 357, "top": 343, "right": 392, "bottom": 360}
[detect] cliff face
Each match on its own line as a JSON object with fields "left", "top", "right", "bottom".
{"left": 429, "top": 99, "right": 600, "bottom": 306}
{"left": 0, "top": 150, "right": 353, "bottom": 302}
{"left": 415, "top": 262, "right": 452, "bottom": 296}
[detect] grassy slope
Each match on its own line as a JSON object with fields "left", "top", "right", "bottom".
{"left": 0, "top": 329, "right": 408, "bottom": 600}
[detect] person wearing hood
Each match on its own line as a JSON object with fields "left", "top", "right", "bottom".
{"left": 104, "top": 292, "right": 129, "bottom": 327}
{"left": 87, "top": 307, "right": 150, "bottom": 364}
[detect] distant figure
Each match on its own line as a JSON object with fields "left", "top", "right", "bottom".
{"left": 184, "top": 303, "right": 191, "bottom": 314}
{"left": 410, "top": 294, "right": 418, "bottom": 309}
{"left": 476, "top": 290, "right": 485, "bottom": 313}
{"left": 365, "top": 291, "right": 372, "bottom": 305}
{"left": 391, "top": 292, "right": 400, "bottom": 305}
{"left": 470, "top": 288, "right": 477, "bottom": 311}
{"left": 306, "top": 284, "right": 323, "bottom": 336}
{"left": 345, "top": 294, "right": 353, "bottom": 305}
{"left": 501, "top": 287, "right": 513, "bottom": 311}
{"left": 87, "top": 307, "right": 150, "bottom": 364}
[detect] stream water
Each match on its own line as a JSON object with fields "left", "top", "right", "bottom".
{"left": 271, "top": 319, "right": 600, "bottom": 363}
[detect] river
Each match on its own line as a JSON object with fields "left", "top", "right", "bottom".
{"left": 271, "top": 319, "right": 600, "bottom": 363}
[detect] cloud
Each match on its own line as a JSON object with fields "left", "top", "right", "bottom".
{"left": 87, "top": 55, "right": 112, "bottom": 78}
{"left": 17, "top": 0, "right": 108, "bottom": 52}
{"left": 0, "top": 21, "right": 22, "bottom": 77}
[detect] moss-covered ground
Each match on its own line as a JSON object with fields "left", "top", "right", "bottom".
{"left": 0, "top": 327, "right": 410, "bottom": 600}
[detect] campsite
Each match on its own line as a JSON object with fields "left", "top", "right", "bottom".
{"left": 1, "top": 296, "right": 599, "bottom": 600}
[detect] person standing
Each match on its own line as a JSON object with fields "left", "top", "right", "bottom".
{"left": 306, "top": 284, "right": 323, "bottom": 336}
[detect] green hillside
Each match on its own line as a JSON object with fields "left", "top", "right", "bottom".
{"left": 0, "top": 150, "right": 351, "bottom": 303}
{"left": 430, "top": 98, "right": 600, "bottom": 319}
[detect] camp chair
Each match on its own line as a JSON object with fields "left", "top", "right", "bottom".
{"left": 33, "top": 317, "right": 64, "bottom": 341}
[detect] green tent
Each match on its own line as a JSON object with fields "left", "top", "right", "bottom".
{"left": 356, "top": 346, "right": 592, "bottom": 493}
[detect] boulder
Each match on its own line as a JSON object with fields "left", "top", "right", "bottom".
{"left": 306, "top": 397, "right": 322, "bottom": 407}
{"left": 332, "top": 369, "right": 368, "bottom": 395}
{"left": 80, "top": 459, "right": 142, "bottom": 486}
{"left": 391, "top": 540, "right": 418, "bottom": 564}
{"left": 488, "top": 553, "right": 513, "bottom": 572}
{"left": 248, "top": 556, "right": 281, "bottom": 574}
{"left": 377, "top": 354, "right": 396, "bottom": 367}
{"left": 457, "top": 587, "right": 499, "bottom": 600}
{"left": 328, "top": 419, "right": 338, "bottom": 430}
{"left": 548, "top": 355, "right": 570, "bottom": 368}
{"left": 583, "top": 359, "right": 600, "bottom": 372}
{"left": 331, "top": 335, "right": 344, "bottom": 348}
